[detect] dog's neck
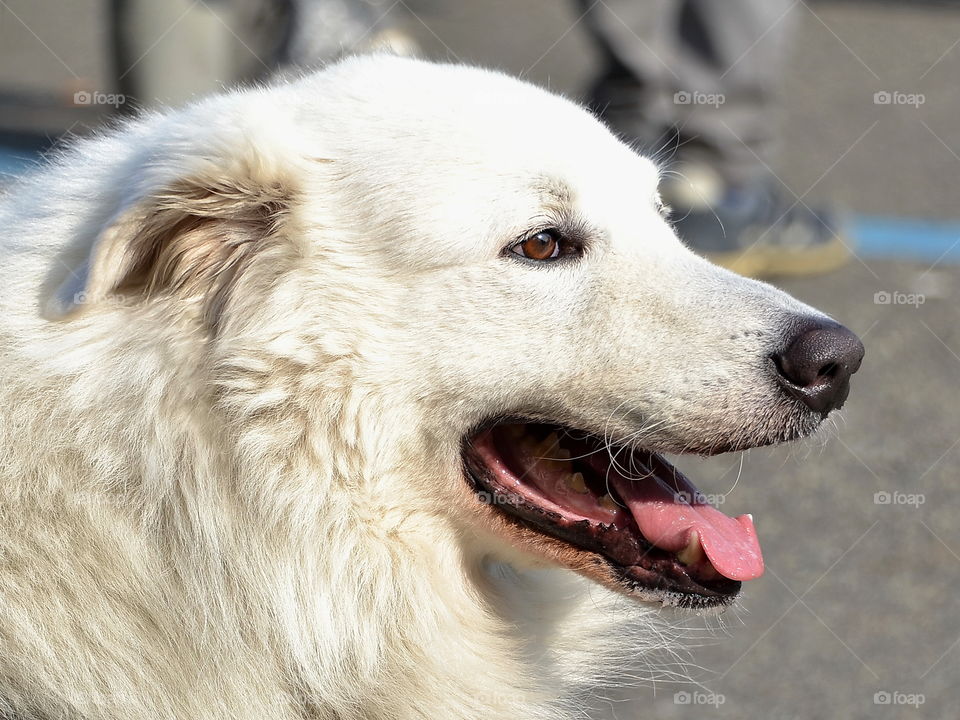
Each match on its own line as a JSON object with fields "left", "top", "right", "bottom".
{"left": 200, "top": 410, "right": 558, "bottom": 718}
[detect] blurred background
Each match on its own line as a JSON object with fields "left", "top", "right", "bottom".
{"left": 2, "top": 1, "right": 959, "bottom": 717}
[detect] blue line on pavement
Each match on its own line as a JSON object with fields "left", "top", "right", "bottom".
{"left": 851, "top": 215, "right": 960, "bottom": 264}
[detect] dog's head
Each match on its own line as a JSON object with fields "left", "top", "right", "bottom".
{"left": 50, "top": 56, "right": 862, "bottom": 610}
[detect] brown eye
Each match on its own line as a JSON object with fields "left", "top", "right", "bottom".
{"left": 512, "top": 230, "right": 561, "bottom": 261}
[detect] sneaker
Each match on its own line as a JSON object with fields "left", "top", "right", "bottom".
{"left": 662, "top": 166, "right": 852, "bottom": 279}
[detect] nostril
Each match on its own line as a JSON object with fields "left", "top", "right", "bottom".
{"left": 817, "top": 362, "right": 839, "bottom": 381}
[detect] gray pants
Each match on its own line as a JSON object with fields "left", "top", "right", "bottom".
{"left": 579, "top": 0, "right": 797, "bottom": 185}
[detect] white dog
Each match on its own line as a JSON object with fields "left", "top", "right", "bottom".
{"left": 0, "top": 55, "right": 862, "bottom": 719}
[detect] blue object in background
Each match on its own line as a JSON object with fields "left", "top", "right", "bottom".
{"left": 850, "top": 215, "right": 960, "bottom": 264}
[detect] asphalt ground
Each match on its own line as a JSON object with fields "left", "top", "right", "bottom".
{"left": 2, "top": 1, "right": 960, "bottom": 717}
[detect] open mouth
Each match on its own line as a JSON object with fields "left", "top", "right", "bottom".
{"left": 463, "top": 422, "right": 764, "bottom": 609}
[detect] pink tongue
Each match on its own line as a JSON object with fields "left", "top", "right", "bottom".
{"left": 609, "top": 466, "right": 764, "bottom": 581}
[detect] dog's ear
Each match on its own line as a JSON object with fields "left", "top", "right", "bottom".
{"left": 48, "top": 173, "right": 299, "bottom": 327}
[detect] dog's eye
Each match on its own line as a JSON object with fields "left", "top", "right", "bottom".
{"left": 509, "top": 229, "right": 572, "bottom": 261}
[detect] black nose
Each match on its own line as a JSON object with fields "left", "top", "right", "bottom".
{"left": 773, "top": 321, "right": 865, "bottom": 415}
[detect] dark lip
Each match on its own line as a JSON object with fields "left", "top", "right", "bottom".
{"left": 461, "top": 423, "right": 743, "bottom": 609}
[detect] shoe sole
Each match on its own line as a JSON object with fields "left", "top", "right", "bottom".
{"left": 704, "top": 235, "right": 852, "bottom": 279}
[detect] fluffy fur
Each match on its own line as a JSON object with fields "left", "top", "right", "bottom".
{"left": 0, "top": 56, "right": 826, "bottom": 719}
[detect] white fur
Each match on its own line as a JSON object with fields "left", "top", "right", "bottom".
{"left": 0, "top": 56, "right": 825, "bottom": 719}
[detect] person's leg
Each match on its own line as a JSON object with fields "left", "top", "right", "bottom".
{"left": 583, "top": 0, "right": 794, "bottom": 182}
{"left": 579, "top": 0, "right": 679, "bottom": 160}
{"left": 580, "top": 0, "right": 849, "bottom": 278}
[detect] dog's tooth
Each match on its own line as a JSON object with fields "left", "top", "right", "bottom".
{"left": 567, "top": 471, "right": 588, "bottom": 494}
{"left": 598, "top": 493, "right": 618, "bottom": 511}
{"left": 554, "top": 448, "right": 572, "bottom": 460}
{"left": 677, "top": 531, "right": 706, "bottom": 566}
